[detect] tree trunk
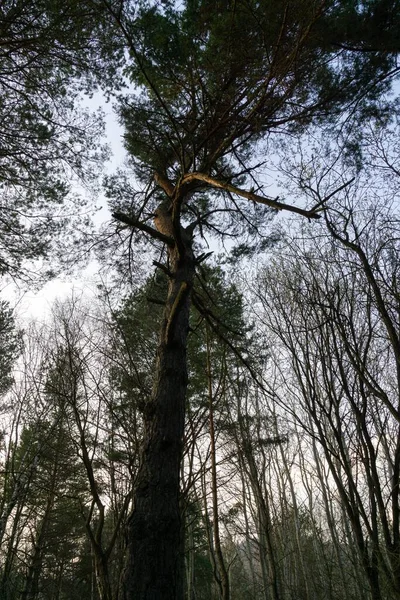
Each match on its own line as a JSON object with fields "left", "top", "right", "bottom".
{"left": 94, "top": 552, "right": 113, "bottom": 600}
{"left": 206, "top": 328, "right": 230, "bottom": 600}
{"left": 185, "top": 513, "right": 196, "bottom": 600}
{"left": 21, "top": 451, "right": 58, "bottom": 600}
{"left": 122, "top": 235, "right": 194, "bottom": 600}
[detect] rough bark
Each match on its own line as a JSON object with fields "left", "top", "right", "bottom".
{"left": 122, "top": 223, "right": 194, "bottom": 599}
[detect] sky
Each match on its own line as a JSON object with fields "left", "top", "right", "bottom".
{"left": 8, "top": 95, "right": 127, "bottom": 324}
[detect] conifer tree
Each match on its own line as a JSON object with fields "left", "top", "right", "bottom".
{"left": 100, "top": 2, "right": 400, "bottom": 597}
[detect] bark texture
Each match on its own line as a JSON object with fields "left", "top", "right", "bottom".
{"left": 122, "top": 221, "right": 194, "bottom": 599}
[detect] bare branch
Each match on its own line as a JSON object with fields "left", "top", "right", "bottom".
{"left": 153, "top": 260, "right": 173, "bottom": 278}
{"left": 309, "top": 178, "right": 356, "bottom": 212}
{"left": 181, "top": 172, "right": 321, "bottom": 219}
{"left": 112, "top": 211, "right": 175, "bottom": 246}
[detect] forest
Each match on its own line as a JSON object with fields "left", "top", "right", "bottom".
{"left": 1, "top": 1, "right": 400, "bottom": 599}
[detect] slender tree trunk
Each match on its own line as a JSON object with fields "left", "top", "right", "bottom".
{"left": 0, "top": 498, "right": 25, "bottom": 599}
{"left": 257, "top": 499, "right": 281, "bottom": 600}
{"left": 21, "top": 428, "right": 62, "bottom": 600}
{"left": 240, "top": 478, "right": 258, "bottom": 598}
{"left": 308, "top": 431, "right": 354, "bottom": 599}
{"left": 55, "top": 560, "right": 64, "bottom": 600}
{"left": 185, "top": 513, "right": 196, "bottom": 600}
{"left": 277, "top": 434, "right": 310, "bottom": 600}
{"left": 122, "top": 235, "right": 194, "bottom": 599}
{"left": 234, "top": 392, "right": 280, "bottom": 600}
{"left": 21, "top": 538, "right": 45, "bottom": 600}
{"left": 206, "top": 328, "right": 230, "bottom": 600}
{"left": 93, "top": 552, "right": 113, "bottom": 600}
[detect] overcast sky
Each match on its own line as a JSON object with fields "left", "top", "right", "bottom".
{"left": 8, "top": 94, "right": 127, "bottom": 323}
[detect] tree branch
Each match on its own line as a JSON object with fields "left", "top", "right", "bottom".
{"left": 112, "top": 212, "right": 175, "bottom": 246}
{"left": 181, "top": 172, "right": 321, "bottom": 219}
{"left": 153, "top": 260, "right": 174, "bottom": 278}
{"left": 154, "top": 172, "right": 175, "bottom": 197}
